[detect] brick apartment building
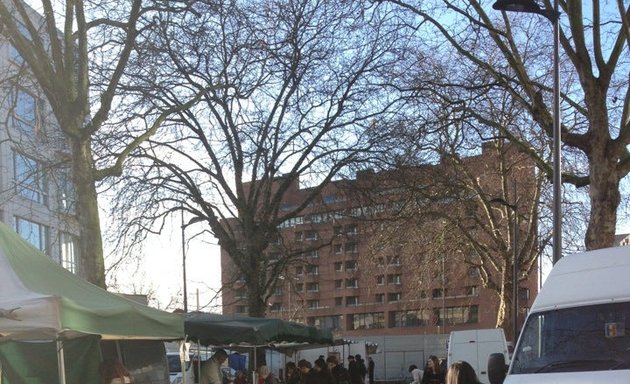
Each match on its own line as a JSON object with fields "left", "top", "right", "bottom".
{"left": 221, "top": 143, "right": 539, "bottom": 339}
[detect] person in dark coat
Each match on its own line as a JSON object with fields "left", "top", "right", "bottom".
{"left": 367, "top": 357, "right": 375, "bottom": 384}
{"left": 312, "top": 358, "right": 335, "bottom": 384}
{"left": 421, "top": 356, "right": 445, "bottom": 384}
{"left": 355, "top": 355, "right": 367, "bottom": 383}
{"left": 327, "top": 356, "right": 350, "bottom": 384}
{"left": 298, "top": 360, "right": 318, "bottom": 384}
{"left": 347, "top": 356, "right": 362, "bottom": 384}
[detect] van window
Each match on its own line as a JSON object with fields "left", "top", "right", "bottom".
{"left": 511, "top": 302, "right": 630, "bottom": 373}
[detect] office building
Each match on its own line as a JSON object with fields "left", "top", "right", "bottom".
{"left": 221, "top": 140, "right": 538, "bottom": 339}
{"left": 0, "top": 6, "right": 80, "bottom": 273}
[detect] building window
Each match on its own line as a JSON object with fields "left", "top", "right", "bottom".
{"left": 376, "top": 275, "right": 384, "bottom": 285}
{"left": 335, "top": 297, "right": 343, "bottom": 307}
{"left": 436, "top": 305, "right": 479, "bottom": 325}
{"left": 388, "top": 256, "right": 401, "bottom": 266}
{"left": 270, "top": 303, "right": 282, "bottom": 312}
{"left": 519, "top": 287, "right": 530, "bottom": 301}
{"left": 307, "top": 282, "right": 320, "bottom": 292}
{"left": 305, "top": 230, "right": 318, "bottom": 241}
{"left": 387, "top": 274, "right": 401, "bottom": 285}
{"left": 345, "top": 278, "right": 359, "bottom": 289}
{"left": 9, "top": 44, "right": 24, "bottom": 65}
{"left": 306, "top": 265, "right": 319, "bottom": 275}
{"left": 390, "top": 310, "right": 429, "bottom": 327}
{"left": 15, "top": 217, "right": 48, "bottom": 253}
{"left": 12, "top": 88, "right": 39, "bottom": 135}
{"left": 335, "top": 280, "right": 343, "bottom": 289}
{"left": 14, "top": 152, "right": 47, "bottom": 205}
{"left": 346, "top": 296, "right": 359, "bottom": 307}
{"left": 56, "top": 168, "right": 76, "bottom": 214}
{"left": 466, "top": 286, "right": 479, "bottom": 296}
{"left": 60, "top": 232, "right": 78, "bottom": 273}
{"left": 305, "top": 249, "right": 319, "bottom": 258}
{"left": 334, "top": 262, "right": 343, "bottom": 272}
{"left": 334, "top": 226, "right": 343, "bottom": 236}
{"left": 295, "top": 266, "right": 304, "bottom": 276}
{"left": 309, "top": 315, "right": 341, "bottom": 331}
{"left": 388, "top": 292, "right": 402, "bottom": 303}
{"left": 236, "top": 305, "right": 248, "bottom": 314}
{"left": 346, "top": 224, "right": 358, "bottom": 235}
{"left": 296, "top": 283, "right": 304, "bottom": 292}
{"left": 334, "top": 244, "right": 343, "bottom": 254}
{"left": 345, "top": 260, "right": 357, "bottom": 271}
{"left": 307, "top": 299, "right": 320, "bottom": 309}
{"left": 345, "top": 243, "right": 358, "bottom": 254}
{"left": 295, "top": 232, "right": 303, "bottom": 241}
{"left": 375, "top": 294, "right": 384, "bottom": 303}
{"left": 432, "top": 288, "right": 447, "bottom": 298}
{"left": 235, "top": 289, "right": 248, "bottom": 299}
{"left": 273, "top": 286, "right": 283, "bottom": 296}
{"left": 350, "top": 312, "right": 384, "bottom": 330}
{"left": 376, "top": 257, "right": 385, "bottom": 267}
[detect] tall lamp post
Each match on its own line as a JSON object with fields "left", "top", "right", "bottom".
{"left": 181, "top": 210, "right": 204, "bottom": 312}
{"left": 492, "top": 0, "right": 562, "bottom": 265}
{"left": 490, "top": 180, "right": 519, "bottom": 343}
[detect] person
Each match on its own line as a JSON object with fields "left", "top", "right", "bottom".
{"left": 445, "top": 361, "right": 482, "bottom": 384}
{"left": 367, "top": 357, "right": 375, "bottom": 384}
{"left": 100, "top": 359, "right": 133, "bottom": 384}
{"left": 200, "top": 348, "right": 229, "bottom": 384}
{"left": 312, "top": 358, "right": 335, "bottom": 384}
{"left": 355, "top": 354, "right": 367, "bottom": 383}
{"left": 234, "top": 370, "right": 248, "bottom": 384}
{"left": 258, "top": 365, "right": 277, "bottom": 384}
{"left": 421, "top": 356, "right": 445, "bottom": 384}
{"left": 347, "top": 355, "right": 362, "bottom": 384}
{"left": 409, "top": 364, "right": 423, "bottom": 384}
{"left": 285, "top": 362, "right": 300, "bottom": 384}
{"left": 297, "top": 359, "right": 317, "bottom": 384}
{"left": 327, "top": 355, "right": 350, "bottom": 384}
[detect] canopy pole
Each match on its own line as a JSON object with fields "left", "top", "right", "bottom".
{"left": 56, "top": 338, "right": 67, "bottom": 384}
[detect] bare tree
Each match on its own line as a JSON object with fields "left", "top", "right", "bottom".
{"left": 0, "top": 0, "right": 201, "bottom": 287}
{"left": 107, "top": 0, "right": 406, "bottom": 316}
{"left": 353, "top": 137, "right": 545, "bottom": 340}
{"left": 378, "top": 0, "right": 630, "bottom": 251}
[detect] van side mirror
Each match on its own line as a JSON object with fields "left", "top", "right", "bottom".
{"left": 487, "top": 353, "right": 507, "bottom": 384}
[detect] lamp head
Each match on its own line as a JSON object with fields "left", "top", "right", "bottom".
{"left": 492, "top": 0, "right": 559, "bottom": 21}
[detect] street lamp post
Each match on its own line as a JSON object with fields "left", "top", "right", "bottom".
{"left": 181, "top": 210, "right": 204, "bottom": 312}
{"left": 492, "top": 0, "right": 562, "bottom": 265}
{"left": 490, "top": 180, "right": 519, "bottom": 343}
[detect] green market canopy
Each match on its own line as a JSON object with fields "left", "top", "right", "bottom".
{"left": 184, "top": 312, "right": 333, "bottom": 347}
{"left": 0, "top": 222, "right": 183, "bottom": 384}
{"left": 0, "top": 221, "right": 183, "bottom": 341}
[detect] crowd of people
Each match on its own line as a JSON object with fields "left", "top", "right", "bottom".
{"left": 188, "top": 349, "right": 482, "bottom": 384}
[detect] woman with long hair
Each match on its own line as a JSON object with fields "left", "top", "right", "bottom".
{"left": 421, "top": 356, "right": 445, "bottom": 384}
{"left": 99, "top": 359, "right": 133, "bottom": 384}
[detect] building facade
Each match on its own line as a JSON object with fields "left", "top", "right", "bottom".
{"left": 0, "top": 6, "right": 80, "bottom": 273}
{"left": 221, "top": 142, "right": 539, "bottom": 340}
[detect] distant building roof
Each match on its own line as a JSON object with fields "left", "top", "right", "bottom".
{"left": 615, "top": 234, "right": 630, "bottom": 246}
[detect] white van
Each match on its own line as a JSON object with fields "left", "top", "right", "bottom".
{"left": 447, "top": 328, "right": 509, "bottom": 383}
{"left": 488, "top": 246, "right": 630, "bottom": 384}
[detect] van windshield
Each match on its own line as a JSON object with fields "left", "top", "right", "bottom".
{"left": 511, "top": 302, "right": 630, "bottom": 374}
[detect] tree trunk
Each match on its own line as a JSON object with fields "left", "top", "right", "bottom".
{"left": 583, "top": 108, "right": 620, "bottom": 250}
{"left": 72, "top": 136, "right": 106, "bottom": 288}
